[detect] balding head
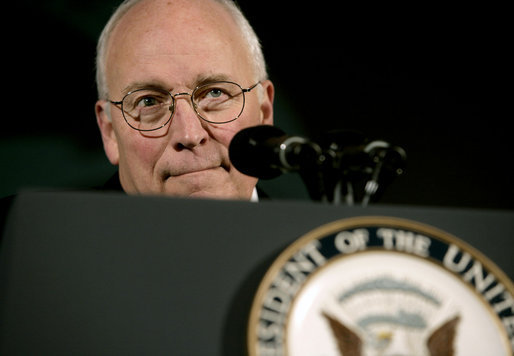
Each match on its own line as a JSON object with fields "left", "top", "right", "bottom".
{"left": 96, "top": 0, "right": 267, "bottom": 100}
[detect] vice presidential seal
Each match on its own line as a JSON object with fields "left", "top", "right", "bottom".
{"left": 247, "top": 217, "right": 514, "bottom": 356}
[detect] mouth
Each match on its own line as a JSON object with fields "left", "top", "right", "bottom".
{"left": 162, "top": 165, "right": 226, "bottom": 180}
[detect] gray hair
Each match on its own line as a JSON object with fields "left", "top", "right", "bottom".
{"left": 95, "top": 0, "right": 268, "bottom": 100}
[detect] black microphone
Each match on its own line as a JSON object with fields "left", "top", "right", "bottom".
{"left": 229, "top": 125, "right": 323, "bottom": 179}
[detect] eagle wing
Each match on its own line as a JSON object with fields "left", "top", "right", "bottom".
{"left": 322, "top": 311, "right": 362, "bottom": 356}
{"left": 427, "top": 315, "right": 460, "bottom": 356}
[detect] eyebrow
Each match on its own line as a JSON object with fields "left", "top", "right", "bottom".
{"left": 121, "top": 80, "right": 169, "bottom": 95}
{"left": 120, "top": 73, "right": 234, "bottom": 96}
{"left": 194, "top": 73, "right": 233, "bottom": 86}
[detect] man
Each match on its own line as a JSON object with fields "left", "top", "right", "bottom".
{"left": 94, "top": 0, "right": 274, "bottom": 200}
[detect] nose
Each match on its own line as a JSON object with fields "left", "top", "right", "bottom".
{"left": 169, "top": 94, "right": 208, "bottom": 150}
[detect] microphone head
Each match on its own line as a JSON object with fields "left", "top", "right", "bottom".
{"left": 229, "top": 125, "right": 286, "bottom": 179}
{"left": 365, "top": 141, "right": 407, "bottom": 177}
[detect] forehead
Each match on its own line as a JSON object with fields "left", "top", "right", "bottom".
{"left": 106, "top": 0, "right": 251, "bottom": 92}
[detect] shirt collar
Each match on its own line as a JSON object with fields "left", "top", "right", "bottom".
{"left": 250, "top": 187, "right": 259, "bottom": 202}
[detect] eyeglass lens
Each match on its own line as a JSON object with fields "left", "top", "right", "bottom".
{"left": 121, "top": 82, "right": 245, "bottom": 131}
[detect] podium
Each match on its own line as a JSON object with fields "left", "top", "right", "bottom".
{"left": 0, "top": 192, "right": 512, "bottom": 355}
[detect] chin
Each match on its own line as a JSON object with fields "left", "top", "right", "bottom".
{"left": 160, "top": 174, "right": 253, "bottom": 201}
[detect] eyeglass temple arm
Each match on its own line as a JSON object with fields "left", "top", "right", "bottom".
{"left": 243, "top": 81, "right": 261, "bottom": 93}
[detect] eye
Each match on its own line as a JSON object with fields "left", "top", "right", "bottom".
{"left": 124, "top": 89, "right": 169, "bottom": 112}
{"left": 193, "top": 82, "right": 242, "bottom": 116}
{"left": 206, "top": 88, "right": 224, "bottom": 98}
{"left": 137, "top": 95, "right": 161, "bottom": 107}
{"left": 198, "top": 87, "right": 229, "bottom": 101}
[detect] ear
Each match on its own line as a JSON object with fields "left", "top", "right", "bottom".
{"left": 259, "top": 79, "right": 274, "bottom": 125}
{"left": 95, "top": 100, "right": 120, "bottom": 165}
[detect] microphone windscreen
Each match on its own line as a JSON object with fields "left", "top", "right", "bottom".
{"left": 229, "top": 125, "right": 286, "bottom": 179}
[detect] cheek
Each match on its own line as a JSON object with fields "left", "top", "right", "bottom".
{"left": 210, "top": 127, "right": 239, "bottom": 147}
{"left": 118, "top": 129, "right": 168, "bottom": 170}
{"left": 243, "top": 100, "right": 265, "bottom": 124}
{"left": 214, "top": 105, "right": 264, "bottom": 145}
{"left": 137, "top": 140, "right": 166, "bottom": 163}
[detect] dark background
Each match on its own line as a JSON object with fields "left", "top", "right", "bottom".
{"left": 1, "top": 1, "right": 512, "bottom": 209}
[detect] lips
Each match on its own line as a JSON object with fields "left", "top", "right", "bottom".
{"left": 173, "top": 166, "right": 218, "bottom": 177}
{"left": 161, "top": 163, "right": 228, "bottom": 180}
{"left": 159, "top": 150, "right": 232, "bottom": 182}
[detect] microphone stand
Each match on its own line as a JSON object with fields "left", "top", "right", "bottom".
{"left": 297, "top": 139, "right": 406, "bottom": 207}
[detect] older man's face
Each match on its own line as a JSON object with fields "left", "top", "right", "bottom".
{"left": 95, "top": 0, "right": 273, "bottom": 199}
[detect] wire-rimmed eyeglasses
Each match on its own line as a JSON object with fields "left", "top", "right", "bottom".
{"left": 109, "top": 81, "right": 261, "bottom": 132}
